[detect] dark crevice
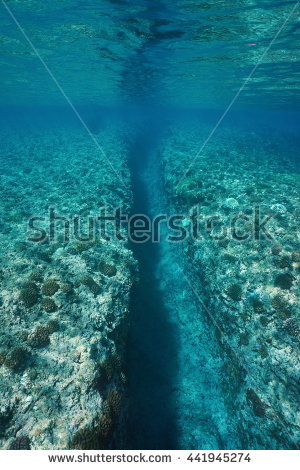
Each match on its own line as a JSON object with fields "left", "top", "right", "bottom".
{"left": 126, "top": 121, "right": 179, "bottom": 450}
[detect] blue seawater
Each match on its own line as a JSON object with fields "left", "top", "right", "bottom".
{"left": 0, "top": 0, "right": 299, "bottom": 451}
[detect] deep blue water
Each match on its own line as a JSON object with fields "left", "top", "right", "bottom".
{"left": 0, "top": 0, "right": 299, "bottom": 451}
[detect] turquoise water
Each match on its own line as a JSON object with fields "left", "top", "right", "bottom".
{"left": 0, "top": 0, "right": 299, "bottom": 450}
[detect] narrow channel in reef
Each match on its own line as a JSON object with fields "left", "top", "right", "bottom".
{"left": 126, "top": 120, "right": 179, "bottom": 449}
{"left": 126, "top": 117, "right": 242, "bottom": 449}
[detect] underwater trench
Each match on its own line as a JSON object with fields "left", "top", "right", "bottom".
{"left": 125, "top": 121, "right": 242, "bottom": 450}
{"left": 126, "top": 122, "right": 179, "bottom": 450}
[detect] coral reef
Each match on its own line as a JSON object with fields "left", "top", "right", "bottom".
{"left": 161, "top": 124, "right": 300, "bottom": 449}
{"left": 0, "top": 127, "right": 136, "bottom": 450}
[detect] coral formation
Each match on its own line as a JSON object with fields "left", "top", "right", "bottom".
{"left": 291, "top": 250, "right": 300, "bottom": 262}
{"left": 246, "top": 389, "right": 266, "bottom": 418}
{"left": 251, "top": 297, "right": 265, "bottom": 313}
{"left": 70, "top": 426, "right": 100, "bottom": 450}
{"left": 45, "top": 320, "right": 60, "bottom": 334}
{"left": 106, "top": 389, "right": 122, "bottom": 417}
{"left": 274, "top": 255, "right": 292, "bottom": 269}
{"left": 19, "top": 287, "right": 38, "bottom": 308}
{"left": 29, "top": 271, "right": 43, "bottom": 282}
{"left": 282, "top": 318, "right": 299, "bottom": 337}
{"left": 60, "top": 282, "right": 73, "bottom": 294}
{"left": 21, "top": 281, "right": 38, "bottom": 291}
{"left": 0, "top": 351, "right": 7, "bottom": 366}
{"left": 4, "top": 347, "right": 30, "bottom": 371}
{"left": 271, "top": 244, "right": 282, "bottom": 255}
{"left": 27, "top": 325, "right": 50, "bottom": 348}
{"left": 69, "top": 412, "right": 113, "bottom": 451}
{"left": 98, "top": 261, "right": 117, "bottom": 277}
{"left": 40, "top": 298, "right": 56, "bottom": 312}
{"left": 9, "top": 435, "right": 31, "bottom": 450}
{"left": 80, "top": 276, "right": 100, "bottom": 295}
{"left": 274, "top": 273, "right": 294, "bottom": 290}
{"left": 98, "top": 413, "right": 113, "bottom": 441}
{"left": 93, "top": 356, "right": 116, "bottom": 393}
{"left": 226, "top": 284, "right": 243, "bottom": 301}
{"left": 41, "top": 280, "right": 60, "bottom": 296}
